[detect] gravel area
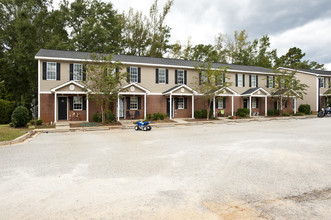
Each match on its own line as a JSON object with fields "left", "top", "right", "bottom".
{"left": 0, "top": 117, "right": 330, "bottom": 219}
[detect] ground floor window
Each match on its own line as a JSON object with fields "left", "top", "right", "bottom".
{"left": 177, "top": 97, "right": 184, "bottom": 109}
{"left": 252, "top": 98, "right": 257, "bottom": 108}
{"left": 130, "top": 97, "right": 138, "bottom": 110}
{"left": 73, "top": 96, "right": 82, "bottom": 110}
{"left": 217, "top": 99, "right": 224, "bottom": 109}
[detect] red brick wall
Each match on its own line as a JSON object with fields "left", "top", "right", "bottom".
{"left": 40, "top": 94, "right": 54, "bottom": 123}
{"left": 147, "top": 95, "right": 167, "bottom": 115}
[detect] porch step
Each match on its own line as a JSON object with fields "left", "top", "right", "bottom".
{"left": 56, "top": 121, "right": 70, "bottom": 130}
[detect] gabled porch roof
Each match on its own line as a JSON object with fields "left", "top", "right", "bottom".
{"left": 273, "top": 89, "right": 299, "bottom": 97}
{"left": 120, "top": 83, "right": 150, "bottom": 95}
{"left": 163, "top": 84, "right": 198, "bottom": 95}
{"left": 215, "top": 87, "right": 238, "bottom": 96}
{"left": 241, "top": 87, "right": 270, "bottom": 96}
{"left": 50, "top": 81, "right": 91, "bottom": 93}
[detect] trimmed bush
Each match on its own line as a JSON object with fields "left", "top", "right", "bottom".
{"left": 201, "top": 109, "right": 207, "bottom": 118}
{"left": 92, "top": 112, "right": 102, "bottom": 122}
{"left": 298, "top": 104, "right": 311, "bottom": 115}
{"left": 36, "top": 118, "right": 43, "bottom": 125}
{"left": 146, "top": 113, "right": 151, "bottom": 120}
{"left": 267, "top": 108, "right": 280, "bottom": 116}
{"left": 152, "top": 113, "right": 167, "bottom": 120}
{"left": 0, "top": 99, "right": 16, "bottom": 124}
{"left": 11, "top": 106, "right": 30, "bottom": 127}
{"left": 293, "top": 112, "right": 305, "bottom": 116}
{"left": 282, "top": 112, "right": 290, "bottom": 116}
{"left": 159, "top": 113, "right": 165, "bottom": 120}
{"left": 194, "top": 110, "right": 202, "bottom": 118}
{"left": 236, "top": 108, "right": 250, "bottom": 118}
{"left": 30, "top": 120, "right": 36, "bottom": 125}
{"left": 105, "top": 110, "right": 116, "bottom": 122}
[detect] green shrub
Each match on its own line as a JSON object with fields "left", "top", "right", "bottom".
{"left": 105, "top": 110, "right": 115, "bottom": 122}
{"left": 194, "top": 110, "right": 201, "bottom": 118}
{"left": 11, "top": 106, "right": 30, "bottom": 127}
{"left": 201, "top": 109, "right": 207, "bottom": 118}
{"left": 0, "top": 99, "right": 16, "bottom": 124}
{"left": 92, "top": 112, "right": 102, "bottom": 122}
{"left": 267, "top": 108, "right": 280, "bottom": 116}
{"left": 30, "top": 120, "right": 36, "bottom": 125}
{"left": 293, "top": 112, "right": 305, "bottom": 116}
{"left": 298, "top": 104, "right": 311, "bottom": 115}
{"left": 36, "top": 118, "right": 43, "bottom": 125}
{"left": 159, "top": 113, "right": 165, "bottom": 120}
{"left": 228, "top": 116, "right": 233, "bottom": 119}
{"left": 152, "top": 113, "right": 159, "bottom": 120}
{"left": 146, "top": 113, "right": 151, "bottom": 120}
{"left": 236, "top": 108, "right": 250, "bottom": 118}
{"left": 152, "top": 113, "right": 166, "bottom": 120}
{"left": 282, "top": 112, "right": 290, "bottom": 116}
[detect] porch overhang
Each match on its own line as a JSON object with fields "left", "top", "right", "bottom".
{"left": 241, "top": 87, "right": 270, "bottom": 97}
{"left": 50, "top": 80, "right": 90, "bottom": 93}
{"left": 320, "top": 89, "right": 331, "bottom": 97}
{"left": 272, "top": 89, "right": 299, "bottom": 98}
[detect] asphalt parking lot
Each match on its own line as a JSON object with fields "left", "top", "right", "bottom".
{"left": 0, "top": 118, "right": 330, "bottom": 219}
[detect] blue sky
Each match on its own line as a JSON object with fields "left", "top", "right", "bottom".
{"left": 54, "top": 0, "right": 331, "bottom": 69}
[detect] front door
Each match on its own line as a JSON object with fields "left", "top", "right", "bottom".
{"left": 58, "top": 97, "right": 67, "bottom": 120}
{"left": 243, "top": 98, "right": 248, "bottom": 109}
{"left": 119, "top": 98, "right": 124, "bottom": 118}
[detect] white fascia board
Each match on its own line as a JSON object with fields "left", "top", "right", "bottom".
{"left": 40, "top": 91, "right": 52, "bottom": 94}
{"left": 118, "top": 92, "right": 147, "bottom": 95}
{"left": 278, "top": 67, "right": 320, "bottom": 77}
{"left": 122, "top": 83, "right": 150, "bottom": 93}
{"left": 54, "top": 92, "right": 88, "bottom": 95}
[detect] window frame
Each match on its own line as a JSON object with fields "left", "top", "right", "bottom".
{"left": 251, "top": 98, "right": 257, "bottom": 109}
{"left": 217, "top": 99, "right": 224, "bottom": 109}
{"left": 237, "top": 74, "right": 244, "bottom": 87}
{"left": 177, "top": 97, "right": 184, "bottom": 109}
{"left": 268, "top": 76, "right": 274, "bottom": 88}
{"left": 46, "top": 62, "right": 57, "bottom": 80}
{"left": 73, "top": 63, "right": 83, "bottom": 81}
{"left": 130, "top": 67, "right": 138, "bottom": 83}
{"left": 251, "top": 75, "right": 257, "bottom": 88}
{"left": 130, "top": 97, "right": 138, "bottom": 110}
{"left": 158, "top": 68, "right": 166, "bottom": 84}
{"left": 320, "top": 77, "right": 325, "bottom": 88}
{"left": 73, "top": 96, "right": 83, "bottom": 111}
{"left": 177, "top": 70, "right": 184, "bottom": 84}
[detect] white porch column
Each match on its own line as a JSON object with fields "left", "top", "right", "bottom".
{"left": 170, "top": 94, "right": 172, "bottom": 119}
{"left": 38, "top": 60, "right": 40, "bottom": 119}
{"left": 117, "top": 95, "right": 120, "bottom": 121}
{"left": 213, "top": 96, "right": 216, "bottom": 118}
{"left": 294, "top": 98, "right": 297, "bottom": 114}
{"left": 231, "top": 96, "right": 234, "bottom": 116}
{"left": 86, "top": 94, "right": 89, "bottom": 122}
{"left": 249, "top": 96, "right": 252, "bottom": 117}
{"left": 192, "top": 95, "right": 194, "bottom": 119}
{"left": 54, "top": 93, "right": 57, "bottom": 123}
{"left": 265, "top": 96, "right": 267, "bottom": 116}
{"left": 280, "top": 96, "right": 283, "bottom": 111}
{"left": 144, "top": 94, "right": 147, "bottom": 119}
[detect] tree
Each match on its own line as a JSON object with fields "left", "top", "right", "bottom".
{"left": 275, "top": 47, "right": 324, "bottom": 70}
{"left": 194, "top": 62, "right": 232, "bottom": 120}
{"left": 83, "top": 54, "right": 127, "bottom": 123}
{"left": 269, "top": 70, "right": 308, "bottom": 112}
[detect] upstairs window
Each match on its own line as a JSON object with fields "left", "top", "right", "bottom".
{"left": 47, "top": 62, "right": 56, "bottom": 80}
{"left": 267, "top": 76, "right": 274, "bottom": 88}
{"left": 319, "top": 77, "right": 325, "bottom": 88}
{"left": 250, "top": 75, "right": 257, "bottom": 88}
{"left": 130, "top": 67, "right": 138, "bottom": 83}
{"left": 158, "top": 68, "right": 166, "bottom": 84}
{"left": 177, "top": 70, "right": 184, "bottom": 84}
{"left": 73, "top": 64, "right": 83, "bottom": 81}
{"left": 237, "top": 74, "right": 244, "bottom": 87}
{"left": 73, "top": 96, "right": 83, "bottom": 110}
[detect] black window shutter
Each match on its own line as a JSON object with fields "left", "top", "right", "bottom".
{"left": 166, "top": 69, "right": 169, "bottom": 84}
{"left": 115, "top": 68, "right": 119, "bottom": 73}
{"left": 223, "top": 74, "right": 226, "bottom": 83}
{"left": 223, "top": 98, "right": 226, "bottom": 108}
{"left": 273, "top": 76, "right": 275, "bottom": 88}
{"left": 127, "top": 67, "right": 130, "bottom": 83}
{"left": 126, "top": 97, "right": 130, "bottom": 109}
{"left": 175, "top": 98, "right": 178, "bottom": 109}
{"left": 83, "top": 96, "right": 86, "bottom": 110}
{"left": 249, "top": 75, "right": 252, "bottom": 87}
{"left": 43, "top": 62, "right": 47, "bottom": 80}
{"left": 70, "top": 64, "right": 73, "bottom": 80}
{"left": 243, "top": 74, "right": 245, "bottom": 87}
{"left": 235, "top": 74, "right": 238, "bottom": 87}
{"left": 199, "top": 73, "right": 202, "bottom": 85}
{"left": 83, "top": 65, "right": 86, "bottom": 81}
{"left": 256, "top": 75, "right": 258, "bottom": 87}
{"left": 267, "top": 76, "right": 269, "bottom": 87}
{"left": 138, "top": 97, "right": 141, "bottom": 109}
{"left": 69, "top": 97, "right": 73, "bottom": 110}
{"left": 138, "top": 67, "right": 141, "bottom": 83}
{"left": 184, "top": 97, "right": 187, "bottom": 109}
{"left": 184, "top": 70, "right": 187, "bottom": 85}
{"left": 56, "top": 63, "right": 61, "bottom": 80}
{"left": 256, "top": 98, "right": 259, "bottom": 108}
{"left": 156, "top": 69, "right": 159, "bottom": 83}
{"left": 175, "top": 70, "right": 178, "bottom": 84}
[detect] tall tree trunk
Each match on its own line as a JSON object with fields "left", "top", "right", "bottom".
{"left": 101, "top": 104, "right": 105, "bottom": 124}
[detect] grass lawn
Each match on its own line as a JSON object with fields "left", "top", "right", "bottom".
{"left": 0, "top": 124, "right": 30, "bottom": 142}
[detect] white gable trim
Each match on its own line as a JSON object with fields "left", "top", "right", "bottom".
{"left": 215, "top": 87, "right": 239, "bottom": 96}
{"left": 242, "top": 87, "right": 271, "bottom": 96}
{"left": 122, "top": 83, "right": 150, "bottom": 93}
{"left": 51, "top": 81, "right": 91, "bottom": 93}
{"left": 163, "top": 84, "right": 198, "bottom": 95}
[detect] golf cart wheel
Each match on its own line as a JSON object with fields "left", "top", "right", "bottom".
{"left": 134, "top": 125, "right": 139, "bottom": 131}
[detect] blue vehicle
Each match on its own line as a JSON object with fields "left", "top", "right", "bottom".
{"left": 134, "top": 120, "right": 152, "bottom": 131}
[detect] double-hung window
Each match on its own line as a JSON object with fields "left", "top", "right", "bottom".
{"left": 73, "top": 64, "right": 83, "bottom": 81}
{"left": 251, "top": 75, "right": 257, "bottom": 87}
{"left": 320, "top": 77, "right": 325, "bottom": 88}
{"left": 130, "top": 97, "right": 138, "bottom": 110}
{"left": 177, "top": 70, "right": 184, "bottom": 84}
{"left": 177, "top": 97, "right": 184, "bottom": 109}
{"left": 329, "top": 78, "right": 331, "bottom": 88}
{"left": 268, "top": 76, "right": 274, "bottom": 88}
{"left": 73, "top": 96, "right": 83, "bottom": 110}
{"left": 217, "top": 99, "right": 224, "bottom": 109}
{"left": 158, "top": 69, "right": 166, "bottom": 84}
{"left": 252, "top": 98, "right": 257, "bottom": 108}
{"left": 237, "top": 74, "right": 244, "bottom": 87}
{"left": 47, "top": 62, "right": 56, "bottom": 80}
{"left": 130, "top": 67, "right": 138, "bottom": 83}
